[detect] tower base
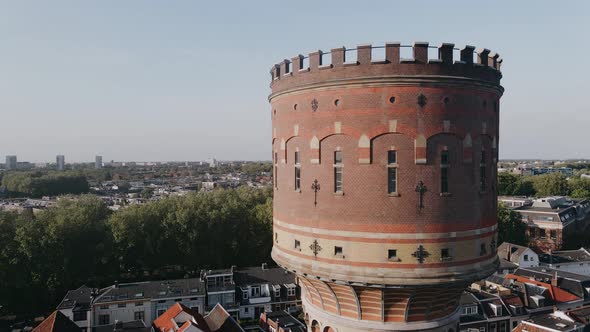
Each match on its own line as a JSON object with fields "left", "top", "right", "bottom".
{"left": 300, "top": 280, "right": 461, "bottom": 332}
{"left": 304, "top": 294, "right": 459, "bottom": 332}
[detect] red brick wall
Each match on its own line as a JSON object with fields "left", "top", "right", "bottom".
{"left": 272, "top": 86, "right": 501, "bottom": 233}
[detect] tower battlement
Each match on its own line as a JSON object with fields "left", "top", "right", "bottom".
{"left": 268, "top": 40, "right": 504, "bottom": 332}
{"left": 270, "top": 42, "right": 502, "bottom": 95}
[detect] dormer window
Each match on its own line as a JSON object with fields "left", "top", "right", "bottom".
{"left": 462, "top": 305, "right": 478, "bottom": 315}
{"left": 242, "top": 290, "right": 248, "bottom": 300}
{"left": 252, "top": 286, "right": 260, "bottom": 297}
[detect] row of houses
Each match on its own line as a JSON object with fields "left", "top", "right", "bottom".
{"left": 456, "top": 241, "right": 590, "bottom": 331}
{"left": 56, "top": 265, "right": 300, "bottom": 331}
{"left": 460, "top": 266, "right": 590, "bottom": 331}
{"left": 33, "top": 301, "right": 244, "bottom": 332}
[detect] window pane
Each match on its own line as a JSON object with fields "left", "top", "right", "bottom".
{"left": 334, "top": 151, "right": 342, "bottom": 164}
{"left": 388, "top": 249, "right": 397, "bottom": 259}
{"left": 480, "top": 166, "right": 486, "bottom": 191}
{"left": 295, "top": 167, "right": 301, "bottom": 190}
{"left": 388, "top": 150, "right": 397, "bottom": 164}
{"left": 294, "top": 151, "right": 300, "bottom": 164}
{"left": 441, "top": 168, "right": 449, "bottom": 193}
{"left": 388, "top": 168, "right": 397, "bottom": 193}
{"left": 334, "top": 168, "right": 343, "bottom": 192}
{"left": 441, "top": 151, "right": 449, "bottom": 165}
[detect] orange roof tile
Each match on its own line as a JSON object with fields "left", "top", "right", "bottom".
{"left": 506, "top": 274, "right": 580, "bottom": 303}
{"left": 153, "top": 303, "right": 211, "bottom": 332}
{"left": 32, "top": 311, "right": 81, "bottom": 332}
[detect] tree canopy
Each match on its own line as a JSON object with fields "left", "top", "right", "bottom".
{"left": 1, "top": 171, "right": 89, "bottom": 197}
{"left": 497, "top": 202, "right": 528, "bottom": 246}
{"left": 0, "top": 187, "right": 272, "bottom": 317}
{"left": 497, "top": 171, "right": 590, "bottom": 199}
{"left": 497, "top": 172, "right": 535, "bottom": 196}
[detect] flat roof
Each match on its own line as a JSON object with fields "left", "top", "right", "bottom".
{"left": 523, "top": 313, "right": 584, "bottom": 331}
{"left": 94, "top": 278, "right": 205, "bottom": 304}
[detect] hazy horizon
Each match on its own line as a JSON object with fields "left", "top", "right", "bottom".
{"left": 1, "top": 1, "right": 589, "bottom": 162}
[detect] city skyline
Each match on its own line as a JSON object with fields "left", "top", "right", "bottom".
{"left": 1, "top": 1, "right": 589, "bottom": 162}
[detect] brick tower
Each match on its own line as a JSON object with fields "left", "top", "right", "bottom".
{"left": 268, "top": 42, "right": 503, "bottom": 332}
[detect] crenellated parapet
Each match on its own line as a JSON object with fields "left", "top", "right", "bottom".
{"left": 270, "top": 42, "right": 503, "bottom": 96}
{"left": 268, "top": 39, "right": 504, "bottom": 332}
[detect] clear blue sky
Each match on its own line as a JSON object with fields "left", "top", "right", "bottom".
{"left": 0, "top": 1, "right": 588, "bottom": 162}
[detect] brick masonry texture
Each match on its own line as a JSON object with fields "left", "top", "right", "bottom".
{"left": 269, "top": 42, "right": 504, "bottom": 331}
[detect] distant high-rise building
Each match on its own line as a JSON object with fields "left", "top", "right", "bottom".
{"left": 56, "top": 155, "right": 65, "bottom": 171}
{"left": 207, "top": 158, "right": 217, "bottom": 168}
{"left": 95, "top": 156, "right": 103, "bottom": 169}
{"left": 5, "top": 155, "right": 17, "bottom": 170}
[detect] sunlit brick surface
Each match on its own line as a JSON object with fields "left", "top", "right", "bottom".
{"left": 269, "top": 42, "right": 504, "bottom": 331}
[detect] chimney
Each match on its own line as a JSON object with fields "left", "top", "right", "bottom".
{"left": 262, "top": 263, "right": 268, "bottom": 270}
{"left": 114, "top": 280, "right": 118, "bottom": 288}
{"left": 507, "top": 245, "right": 511, "bottom": 262}
{"left": 552, "top": 270, "right": 558, "bottom": 287}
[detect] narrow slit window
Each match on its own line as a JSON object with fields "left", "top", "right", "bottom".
{"left": 441, "top": 150, "right": 449, "bottom": 193}
{"left": 334, "top": 151, "right": 343, "bottom": 193}
{"left": 274, "top": 152, "right": 278, "bottom": 189}
{"left": 294, "top": 151, "right": 301, "bottom": 191}
{"left": 334, "top": 246, "right": 343, "bottom": 255}
{"left": 480, "top": 149, "right": 487, "bottom": 192}
{"left": 387, "top": 150, "right": 397, "bottom": 194}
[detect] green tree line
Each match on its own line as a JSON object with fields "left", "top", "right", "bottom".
{"left": 1, "top": 171, "right": 89, "bottom": 197}
{"left": 498, "top": 172, "right": 590, "bottom": 199}
{"left": 0, "top": 187, "right": 272, "bottom": 316}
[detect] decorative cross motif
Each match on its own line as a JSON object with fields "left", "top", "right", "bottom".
{"left": 311, "top": 179, "right": 320, "bottom": 207}
{"left": 412, "top": 245, "right": 430, "bottom": 264}
{"left": 309, "top": 239, "right": 322, "bottom": 257}
{"left": 311, "top": 98, "right": 319, "bottom": 112}
{"left": 417, "top": 94, "right": 427, "bottom": 108}
{"left": 415, "top": 180, "right": 428, "bottom": 210}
